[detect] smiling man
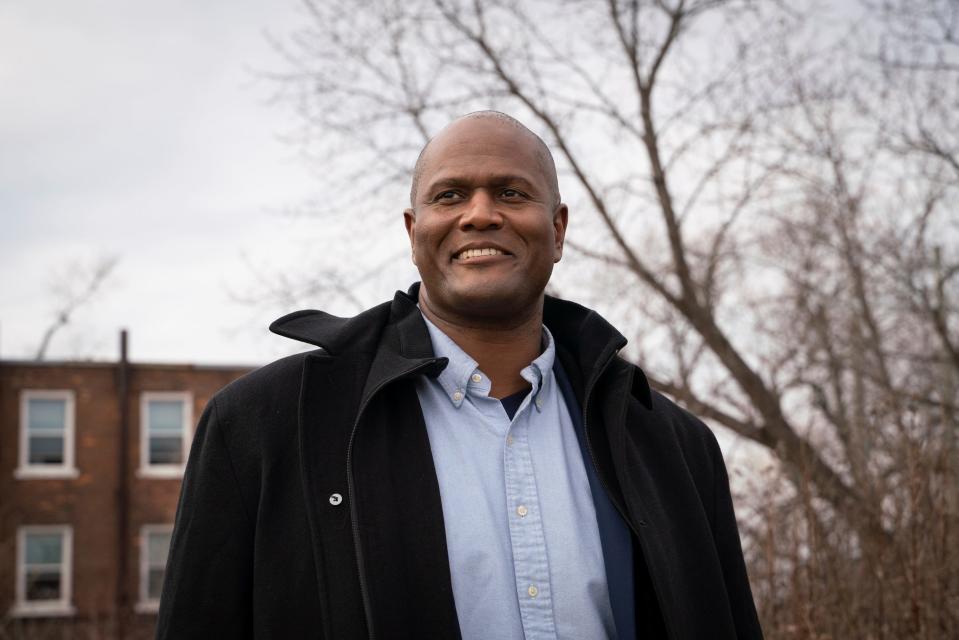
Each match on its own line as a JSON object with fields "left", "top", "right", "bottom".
{"left": 405, "top": 113, "right": 567, "bottom": 400}
{"left": 156, "top": 112, "right": 763, "bottom": 640}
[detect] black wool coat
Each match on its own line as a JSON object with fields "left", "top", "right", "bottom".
{"left": 156, "top": 285, "right": 763, "bottom": 639}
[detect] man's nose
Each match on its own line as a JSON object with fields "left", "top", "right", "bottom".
{"left": 459, "top": 190, "right": 503, "bottom": 230}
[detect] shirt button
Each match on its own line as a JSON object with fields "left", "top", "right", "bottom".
{"left": 471, "top": 373, "right": 482, "bottom": 383}
{"left": 329, "top": 493, "right": 343, "bottom": 506}
{"left": 452, "top": 390, "right": 463, "bottom": 402}
{"left": 535, "top": 396, "right": 544, "bottom": 409}
{"left": 528, "top": 585, "right": 538, "bottom": 598}
{"left": 516, "top": 505, "right": 528, "bottom": 517}
{"left": 506, "top": 435, "right": 514, "bottom": 446}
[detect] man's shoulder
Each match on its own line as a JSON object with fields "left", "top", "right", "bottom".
{"left": 640, "top": 385, "right": 723, "bottom": 461}
{"left": 646, "top": 388, "right": 714, "bottom": 436}
{"left": 210, "top": 350, "right": 318, "bottom": 417}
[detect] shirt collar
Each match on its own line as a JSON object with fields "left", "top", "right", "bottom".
{"left": 419, "top": 309, "right": 555, "bottom": 411}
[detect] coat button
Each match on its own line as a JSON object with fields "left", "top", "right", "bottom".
{"left": 329, "top": 493, "right": 343, "bottom": 506}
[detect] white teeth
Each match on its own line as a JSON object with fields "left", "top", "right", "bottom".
{"left": 458, "top": 247, "right": 504, "bottom": 259}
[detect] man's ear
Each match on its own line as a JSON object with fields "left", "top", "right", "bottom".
{"left": 552, "top": 203, "right": 568, "bottom": 263}
{"left": 403, "top": 208, "right": 417, "bottom": 265}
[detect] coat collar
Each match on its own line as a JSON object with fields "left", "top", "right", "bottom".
{"left": 542, "top": 294, "right": 652, "bottom": 408}
{"left": 269, "top": 282, "right": 652, "bottom": 408}
{"left": 268, "top": 285, "right": 433, "bottom": 360}
{"left": 268, "top": 300, "right": 393, "bottom": 356}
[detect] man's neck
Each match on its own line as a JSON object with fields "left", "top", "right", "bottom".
{"left": 419, "top": 293, "right": 543, "bottom": 399}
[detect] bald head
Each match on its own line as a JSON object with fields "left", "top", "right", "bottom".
{"left": 409, "top": 111, "right": 560, "bottom": 207}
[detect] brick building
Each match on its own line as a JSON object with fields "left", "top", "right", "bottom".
{"left": 0, "top": 332, "right": 252, "bottom": 639}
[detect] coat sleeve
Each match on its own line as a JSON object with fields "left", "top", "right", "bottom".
{"left": 156, "top": 396, "right": 255, "bottom": 639}
{"left": 704, "top": 429, "right": 765, "bottom": 639}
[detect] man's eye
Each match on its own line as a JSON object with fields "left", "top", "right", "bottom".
{"left": 501, "top": 189, "right": 524, "bottom": 199}
{"left": 434, "top": 190, "right": 460, "bottom": 201}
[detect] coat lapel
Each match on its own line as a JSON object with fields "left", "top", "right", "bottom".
{"left": 351, "top": 378, "right": 461, "bottom": 638}
{"left": 349, "top": 293, "right": 460, "bottom": 638}
{"left": 284, "top": 290, "right": 460, "bottom": 639}
{"left": 298, "top": 352, "right": 370, "bottom": 639}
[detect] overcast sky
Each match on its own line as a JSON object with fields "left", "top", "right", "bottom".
{"left": 0, "top": 0, "right": 390, "bottom": 365}
{"left": 0, "top": 0, "right": 778, "bottom": 476}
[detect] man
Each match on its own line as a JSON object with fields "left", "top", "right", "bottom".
{"left": 157, "top": 111, "right": 762, "bottom": 639}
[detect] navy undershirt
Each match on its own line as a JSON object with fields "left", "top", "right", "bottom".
{"left": 499, "top": 387, "right": 529, "bottom": 420}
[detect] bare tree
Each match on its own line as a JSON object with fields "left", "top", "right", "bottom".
{"left": 34, "top": 255, "right": 119, "bottom": 361}
{"left": 267, "top": 0, "right": 958, "bottom": 635}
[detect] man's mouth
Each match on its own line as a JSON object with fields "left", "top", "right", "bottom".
{"left": 454, "top": 247, "right": 509, "bottom": 260}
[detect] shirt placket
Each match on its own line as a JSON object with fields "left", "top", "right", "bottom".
{"left": 504, "top": 378, "right": 557, "bottom": 639}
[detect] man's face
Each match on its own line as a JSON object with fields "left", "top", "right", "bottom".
{"left": 404, "top": 118, "right": 567, "bottom": 322}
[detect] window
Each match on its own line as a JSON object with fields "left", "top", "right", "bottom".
{"left": 16, "top": 390, "right": 78, "bottom": 479}
{"left": 139, "top": 392, "right": 192, "bottom": 477}
{"left": 12, "top": 526, "right": 75, "bottom": 617}
{"left": 136, "top": 525, "right": 173, "bottom": 613}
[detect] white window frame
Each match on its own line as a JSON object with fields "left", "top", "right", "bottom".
{"left": 135, "top": 524, "right": 174, "bottom": 613}
{"left": 15, "top": 390, "right": 79, "bottom": 480}
{"left": 11, "top": 525, "right": 76, "bottom": 618}
{"left": 138, "top": 391, "right": 193, "bottom": 478}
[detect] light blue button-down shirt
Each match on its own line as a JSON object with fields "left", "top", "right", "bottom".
{"left": 415, "top": 312, "right": 615, "bottom": 640}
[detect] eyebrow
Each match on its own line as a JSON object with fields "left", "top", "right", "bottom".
{"left": 423, "top": 174, "right": 539, "bottom": 196}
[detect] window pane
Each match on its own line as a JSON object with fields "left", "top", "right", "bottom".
{"left": 26, "top": 534, "right": 62, "bottom": 564}
{"left": 147, "top": 532, "right": 172, "bottom": 565}
{"left": 25, "top": 569, "right": 62, "bottom": 601}
{"left": 147, "top": 568, "right": 165, "bottom": 599}
{"left": 28, "top": 399, "right": 65, "bottom": 432}
{"left": 149, "top": 401, "right": 183, "bottom": 434}
{"left": 28, "top": 436, "right": 65, "bottom": 464}
{"left": 149, "top": 436, "right": 182, "bottom": 464}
